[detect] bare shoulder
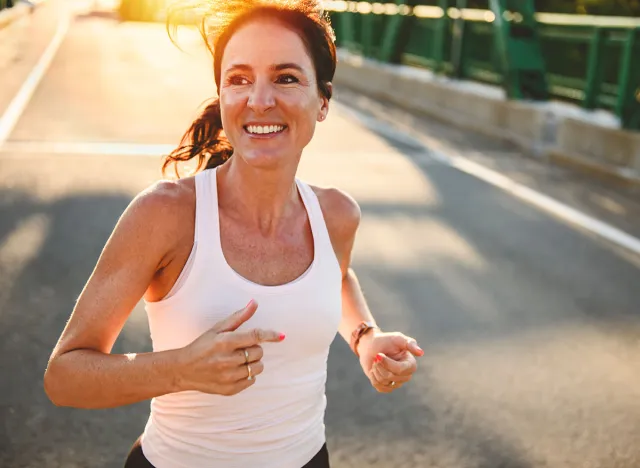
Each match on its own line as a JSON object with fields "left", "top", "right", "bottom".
{"left": 310, "top": 184, "right": 361, "bottom": 254}
{"left": 117, "top": 177, "right": 196, "bottom": 260}
{"left": 130, "top": 177, "right": 195, "bottom": 225}
{"left": 45, "top": 177, "right": 197, "bottom": 359}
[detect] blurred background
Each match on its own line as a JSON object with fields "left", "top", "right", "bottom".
{"left": 1, "top": 0, "right": 640, "bottom": 467}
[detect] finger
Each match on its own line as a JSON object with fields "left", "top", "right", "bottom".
{"left": 406, "top": 338, "right": 425, "bottom": 357}
{"left": 371, "top": 369, "right": 410, "bottom": 394}
{"left": 231, "top": 360, "right": 265, "bottom": 383}
{"left": 373, "top": 379, "right": 394, "bottom": 394}
{"left": 387, "top": 381, "right": 405, "bottom": 391}
{"left": 371, "top": 363, "right": 393, "bottom": 384}
{"left": 225, "top": 328, "right": 285, "bottom": 349}
{"left": 230, "top": 345, "right": 264, "bottom": 365}
{"left": 389, "top": 334, "right": 424, "bottom": 357}
{"left": 375, "top": 386, "right": 393, "bottom": 394}
{"left": 212, "top": 300, "right": 259, "bottom": 334}
{"left": 372, "top": 361, "right": 412, "bottom": 386}
{"left": 375, "top": 353, "right": 417, "bottom": 376}
{"left": 382, "top": 372, "right": 412, "bottom": 386}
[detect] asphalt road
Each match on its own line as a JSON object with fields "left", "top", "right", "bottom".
{"left": 1, "top": 4, "right": 640, "bottom": 468}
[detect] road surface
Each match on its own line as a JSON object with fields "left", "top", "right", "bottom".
{"left": 1, "top": 3, "right": 640, "bottom": 467}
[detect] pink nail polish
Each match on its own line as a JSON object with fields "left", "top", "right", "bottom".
{"left": 279, "top": 333, "right": 286, "bottom": 341}
{"left": 374, "top": 354, "right": 383, "bottom": 363}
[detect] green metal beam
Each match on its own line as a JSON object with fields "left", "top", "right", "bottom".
{"left": 450, "top": 0, "right": 468, "bottom": 79}
{"left": 489, "top": 0, "right": 549, "bottom": 100}
{"left": 379, "top": 0, "right": 417, "bottom": 64}
{"left": 616, "top": 27, "right": 640, "bottom": 130}
{"left": 583, "top": 27, "right": 612, "bottom": 110}
{"left": 433, "top": 0, "right": 453, "bottom": 73}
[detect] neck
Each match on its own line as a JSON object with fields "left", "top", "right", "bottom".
{"left": 216, "top": 155, "right": 301, "bottom": 235}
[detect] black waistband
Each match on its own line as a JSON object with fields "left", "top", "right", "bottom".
{"left": 124, "top": 436, "right": 330, "bottom": 468}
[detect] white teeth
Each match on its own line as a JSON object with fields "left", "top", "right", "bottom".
{"left": 246, "top": 125, "right": 284, "bottom": 135}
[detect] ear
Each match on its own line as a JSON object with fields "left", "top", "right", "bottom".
{"left": 318, "top": 82, "right": 332, "bottom": 122}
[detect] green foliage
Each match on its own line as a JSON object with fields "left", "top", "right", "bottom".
{"left": 0, "top": 0, "right": 15, "bottom": 11}
{"left": 465, "top": 0, "right": 640, "bottom": 16}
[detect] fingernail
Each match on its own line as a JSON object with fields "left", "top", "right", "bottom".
{"left": 279, "top": 333, "right": 286, "bottom": 341}
{"left": 246, "top": 299, "right": 254, "bottom": 308}
{"left": 374, "top": 354, "right": 383, "bottom": 363}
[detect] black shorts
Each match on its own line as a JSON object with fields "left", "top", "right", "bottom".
{"left": 124, "top": 435, "right": 331, "bottom": 468}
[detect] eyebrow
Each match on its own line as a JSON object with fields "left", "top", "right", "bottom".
{"left": 225, "top": 63, "right": 305, "bottom": 73}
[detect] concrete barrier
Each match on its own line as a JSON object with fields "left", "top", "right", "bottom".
{"left": 334, "top": 49, "right": 640, "bottom": 187}
{"left": 549, "top": 119, "right": 640, "bottom": 186}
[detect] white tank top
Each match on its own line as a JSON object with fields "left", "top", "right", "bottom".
{"left": 139, "top": 167, "right": 343, "bottom": 468}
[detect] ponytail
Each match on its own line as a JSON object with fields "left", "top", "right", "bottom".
{"left": 162, "top": 98, "right": 233, "bottom": 178}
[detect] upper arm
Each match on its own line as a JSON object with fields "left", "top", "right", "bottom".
{"left": 313, "top": 186, "right": 362, "bottom": 278}
{"left": 48, "top": 179, "right": 194, "bottom": 361}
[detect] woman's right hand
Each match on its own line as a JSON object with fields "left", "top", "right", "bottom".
{"left": 177, "top": 300, "right": 284, "bottom": 396}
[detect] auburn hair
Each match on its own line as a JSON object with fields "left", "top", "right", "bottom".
{"left": 162, "top": 0, "right": 337, "bottom": 178}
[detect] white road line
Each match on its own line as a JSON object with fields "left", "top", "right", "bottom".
{"left": 0, "top": 141, "right": 439, "bottom": 164}
{"left": 0, "top": 15, "right": 70, "bottom": 145}
{"left": 334, "top": 101, "right": 640, "bottom": 257}
{"left": 1, "top": 141, "right": 177, "bottom": 156}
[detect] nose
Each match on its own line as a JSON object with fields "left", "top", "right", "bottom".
{"left": 247, "top": 78, "right": 276, "bottom": 114}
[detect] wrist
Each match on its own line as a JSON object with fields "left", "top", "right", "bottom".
{"left": 168, "top": 348, "right": 189, "bottom": 393}
{"left": 350, "top": 321, "right": 379, "bottom": 357}
{"left": 356, "top": 327, "right": 379, "bottom": 357}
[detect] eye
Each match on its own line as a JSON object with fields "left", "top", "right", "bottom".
{"left": 227, "top": 75, "right": 250, "bottom": 86}
{"left": 277, "top": 74, "right": 299, "bottom": 84}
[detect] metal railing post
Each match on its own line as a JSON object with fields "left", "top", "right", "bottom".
{"left": 583, "top": 27, "right": 608, "bottom": 110}
{"left": 450, "top": 0, "right": 468, "bottom": 79}
{"left": 433, "top": 0, "right": 452, "bottom": 73}
{"left": 615, "top": 27, "right": 640, "bottom": 130}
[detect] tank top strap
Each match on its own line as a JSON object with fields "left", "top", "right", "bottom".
{"left": 198, "top": 171, "right": 335, "bottom": 271}
{"left": 294, "top": 179, "right": 335, "bottom": 261}
{"left": 194, "top": 168, "right": 220, "bottom": 246}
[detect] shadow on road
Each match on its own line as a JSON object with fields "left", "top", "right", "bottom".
{"left": 0, "top": 186, "right": 152, "bottom": 468}
{"left": 1, "top": 126, "right": 640, "bottom": 467}
{"left": 322, "top": 111, "right": 640, "bottom": 467}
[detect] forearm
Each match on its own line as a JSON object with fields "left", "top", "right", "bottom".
{"left": 338, "top": 268, "right": 377, "bottom": 344}
{"left": 44, "top": 348, "right": 185, "bottom": 409}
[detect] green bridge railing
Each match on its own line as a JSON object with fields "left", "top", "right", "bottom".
{"left": 0, "top": 0, "right": 15, "bottom": 12}
{"left": 326, "top": 1, "right": 640, "bottom": 131}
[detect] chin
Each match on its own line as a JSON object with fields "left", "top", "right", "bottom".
{"left": 239, "top": 150, "right": 294, "bottom": 170}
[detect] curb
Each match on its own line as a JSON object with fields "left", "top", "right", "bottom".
{"left": 334, "top": 49, "right": 640, "bottom": 190}
{"left": 549, "top": 149, "right": 640, "bottom": 189}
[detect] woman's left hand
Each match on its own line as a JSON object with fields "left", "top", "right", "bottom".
{"left": 358, "top": 331, "right": 424, "bottom": 393}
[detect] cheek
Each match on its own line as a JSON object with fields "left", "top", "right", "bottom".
{"left": 219, "top": 94, "right": 244, "bottom": 130}
{"left": 281, "top": 92, "right": 320, "bottom": 127}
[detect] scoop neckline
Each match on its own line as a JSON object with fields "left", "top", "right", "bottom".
{"left": 212, "top": 167, "right": 318, "bottom": 295}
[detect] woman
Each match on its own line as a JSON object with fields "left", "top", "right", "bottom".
{"left": 44, "top": 0, "right": 424, "bottom": 466}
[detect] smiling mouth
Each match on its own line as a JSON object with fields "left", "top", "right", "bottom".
{"left": 243, "top": 124, "right": 288, "bottom": 137}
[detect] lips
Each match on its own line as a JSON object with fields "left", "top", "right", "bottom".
{"left": 243, "top": 124, "right": 288, "bottom": 137}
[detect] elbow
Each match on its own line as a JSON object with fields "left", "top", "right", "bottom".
{"left": 43, "top": 353, "right": 106, "bottom": 410}
{"left": 43, "top": 361, "right": 64, "bottom": 407}
{"left": 43, "top": 358, "right": 76, "bottom": 408}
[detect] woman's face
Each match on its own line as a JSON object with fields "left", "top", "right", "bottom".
{"left": 219, "top": 17, "right": 330, "bottom": 170}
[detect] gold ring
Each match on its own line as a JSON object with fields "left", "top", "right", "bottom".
{"left": 247, "top": 363, "right": 253, "bottom": 381}
{"left": 244, "top": 349, "right": 249, "bottom": 364}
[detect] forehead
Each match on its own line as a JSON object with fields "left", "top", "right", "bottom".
{"left": 220, "top": 18, "right": 314, "bottom": 72}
